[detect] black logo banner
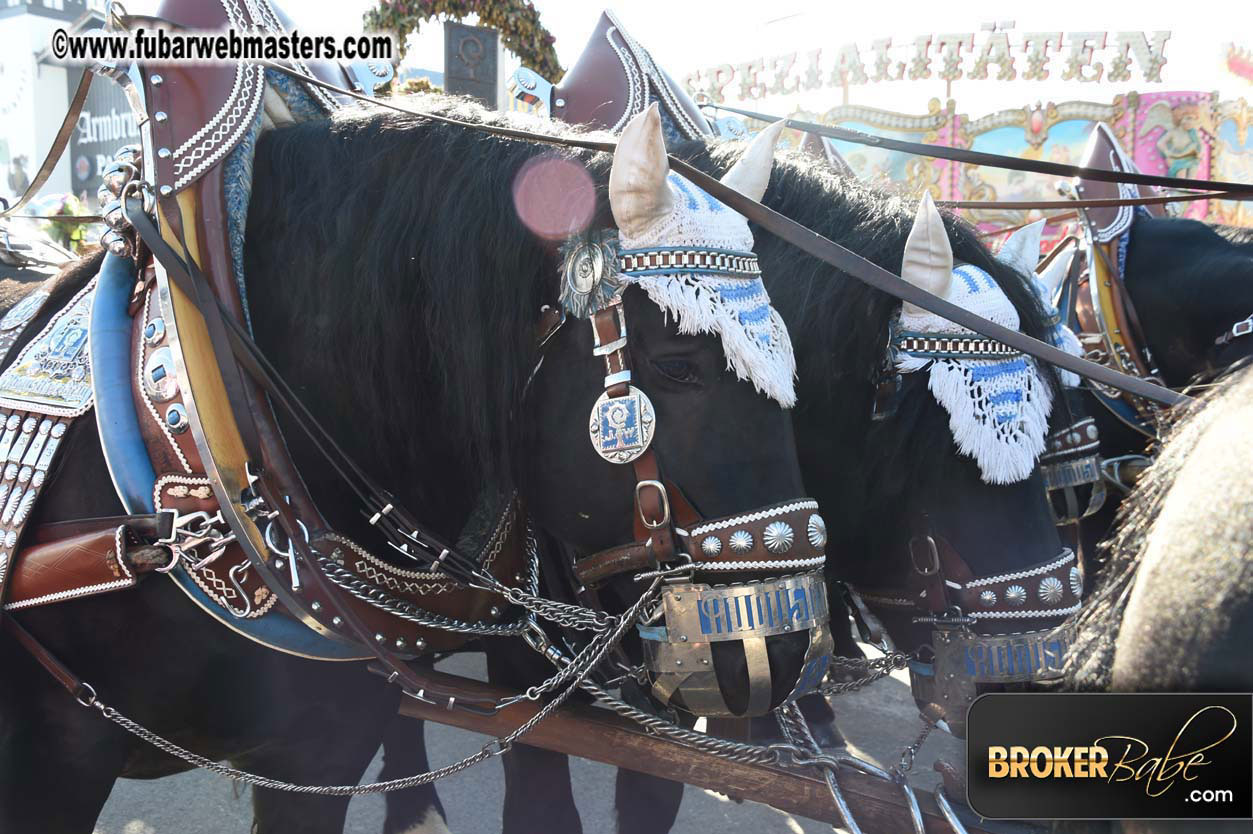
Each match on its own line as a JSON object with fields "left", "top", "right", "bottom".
{"left": 967, "top": 693, "right": 1253, "bottom": 819}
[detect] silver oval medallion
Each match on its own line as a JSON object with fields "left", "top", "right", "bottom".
{"left": 0, "top": 291, "right": 47, "bottom": 332}
{"left": 143, "top": 347, "right": 180, "bottom": 403}
{"left": 567, "top": 241, "right": 604, "bottom": 296}
{"left": 588, "top": 386, "right": 655, "bottom": 464}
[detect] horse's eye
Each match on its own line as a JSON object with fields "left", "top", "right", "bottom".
{"left": 650, "top": 357, "right": 702, "bottom": 385}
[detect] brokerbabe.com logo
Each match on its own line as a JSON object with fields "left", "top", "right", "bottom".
{"left": 967, "top": 694, "right": 1253, "bottom": 819}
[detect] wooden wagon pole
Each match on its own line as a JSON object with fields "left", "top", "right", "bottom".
{"left": 396, "top": 668, "right": 1034, "bottom": 834}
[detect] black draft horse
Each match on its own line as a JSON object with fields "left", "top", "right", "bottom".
{"left": 0, "top": 100, "right": 813, "bottom": 833}
{"left": 1075, "top": 216, "right": 1253, "bottom": 562}
{"left": 1063, "top": 363, "right": 1253, "bottom": 834}
{"left": 412, "top": 139, "right": 1072, "bottom": 834}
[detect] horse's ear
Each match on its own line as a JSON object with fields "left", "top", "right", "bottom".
{"left": 900, "top": 193, "right": 953, "bottom": 317}
{"left": 1037, "top": 243, "right": 1075, "bottom": 300}
{"left": 610, "top": 103, "right": 675, "bottom": 239}
{"left": 997, "top": 219, "right": 1045, "bottom": 277}
{"left": 720, "top": 119, "right": 785, "bottom": 202}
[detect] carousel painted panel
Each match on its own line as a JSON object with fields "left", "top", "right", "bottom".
{"left": 1130, "top": 90, "right": 1216, "bottom": 220}
{"left": 1209, "top": 99, "right": 1252, "bottom": 226}
{"left": 789, "top": 99, "right": 953, "bottom": 198}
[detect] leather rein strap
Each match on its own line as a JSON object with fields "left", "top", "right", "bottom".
{"left": 0, "top": 70, "right": 93, "bottom": 218}
{"left": 246, "top": 59, "right": 1186, "bottom": 410}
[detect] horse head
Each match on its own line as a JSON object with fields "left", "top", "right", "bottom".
{"left": 520, "top": 108, "right": 823, "bottom": 717}
{"left": 688, "top": 145, "right": 1078, "bottom": 734}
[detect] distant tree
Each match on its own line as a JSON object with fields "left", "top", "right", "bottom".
{"left": 364, "top": 0, "right": 562, "bottom": 82}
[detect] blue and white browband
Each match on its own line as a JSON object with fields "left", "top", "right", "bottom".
{"left": 618, "top": 247, "right": 761, "bottom": 279}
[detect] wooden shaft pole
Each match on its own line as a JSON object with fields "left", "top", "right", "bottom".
{"left": 395, "top": 667, "right": 1019, "bottom": 834}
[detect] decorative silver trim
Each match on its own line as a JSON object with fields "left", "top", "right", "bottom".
{"left": 964, "top": 549, "right": 1074, "bottom": 589}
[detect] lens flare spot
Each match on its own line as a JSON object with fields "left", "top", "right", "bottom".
{"left": 512, "top": 154, "right": 595, "bottom": 240}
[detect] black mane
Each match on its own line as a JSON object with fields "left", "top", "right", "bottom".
{"left": 244, "top": 96, "right": 614, "bottom": 531}
{"left": 1066, "top": 361, "right": 1253, "bottom": 690}
{"left": 679, "top": 141, "right": 1058, "bottom": 492}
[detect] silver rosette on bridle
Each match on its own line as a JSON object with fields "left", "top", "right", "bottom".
{"left": 559, "top": 231, "right": 623, "bottom": 319}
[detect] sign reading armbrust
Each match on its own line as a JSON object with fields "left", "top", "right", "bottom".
{"left": 967, "top": 693, "right": 1253, "bottom": 819}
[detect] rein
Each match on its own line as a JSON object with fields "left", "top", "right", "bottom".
{"left": 244, "top": 59, "right": 1186, "bottom": 410}
{"left": 9, "top": 26, "right": 1187, "bottom": 409}
{"left": 705, "top": 103, "right": 1253, "bottom": 198}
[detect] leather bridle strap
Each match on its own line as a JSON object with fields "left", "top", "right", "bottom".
{"left": 589, "top": 303, "right": 677, "bottom": 563}
{"left": 239, "top": 58, "right": 1185, "bottom": 408}
{"left": 0, "top": 70, "right": 93, "bottom": 218}
{"left": 707, "top": 104, "right": 1253, "bottom": 197}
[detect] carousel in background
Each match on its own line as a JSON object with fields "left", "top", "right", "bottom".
{"left": 680, "top": 27, "right": 1253, "bottom": 251}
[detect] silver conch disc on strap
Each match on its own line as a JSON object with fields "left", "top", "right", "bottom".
{"left": 639, "top": 572, "right": 832, "bottom": 717}
{"left": 588, "top": 385, "right": 655, "bottom": 464}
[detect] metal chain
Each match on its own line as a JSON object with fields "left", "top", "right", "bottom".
{"left": 579, "top": 679, "right": 782, "bottom": 766}
{"left": 489, "top": 580, "right": 615, "bottom": 631}
{"left": 317, "top": 558, "right": 531, "bottom": 636}
{"left": 819, "top": 649, "right": 913, "bottom": 696}
{"left": 314, "top": 525, "right": 543, "bottom": 638}
{"left": 894, "top": 717, "right": 935, "bottom": 777}
{"left": 69, "top": 568, "right": 661, "bottom": 797}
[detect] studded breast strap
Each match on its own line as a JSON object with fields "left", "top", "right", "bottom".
{"left": 0, "top": 280, "right": 98, "bottom": 616}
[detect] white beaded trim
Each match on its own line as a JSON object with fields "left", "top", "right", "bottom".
{"left": 969, "top": 602, "right": 1082, "bottom": 620}
{"left": 5, "top": 526, "right": 134, "bottom": 610}
{"left": 5, "top": 577, "right": 133, "bottom": 610}
{"left": 688, "top": 500, "right": 819, "bottom": 537}
{"left": 692, "top": 555, "right": 826, "bottom": 571}
{"left": 964, "top": 549, "right": 1074, "bottom": 589}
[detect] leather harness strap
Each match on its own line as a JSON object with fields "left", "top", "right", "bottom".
{"left": 0, "top": 70, "right": 93, "bottom": 218}
{"left": 854, "top": 545, "right": 1081, "bottom": 621}
{"left": 577, "top": 499, "right": 825, "bottom": 586}
{"left": 2, "top": 616, "right": 90, "bottom": 699}
{"left": 589, "top": 304, "right": 677, "bottom": 562}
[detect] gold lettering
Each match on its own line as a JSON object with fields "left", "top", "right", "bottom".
{"left": 987, "top": 746, "right": 1009, "bottom": 778}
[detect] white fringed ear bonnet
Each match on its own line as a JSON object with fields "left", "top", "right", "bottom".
{"left": 894, "top": 196, "right": 1053, "bottom": 484}
{"left": 561, "top": 106, "right": 796, "bottom": 407}
{"left": 996, "top": 220, "right": 1084, "bottom": 388}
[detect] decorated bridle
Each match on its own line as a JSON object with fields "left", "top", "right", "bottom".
{"left": 856, "top": 197, "right": 1080, "bottom": 736}
{"left": 1000, "top": 222, "right": 1107, "bottom": 526}
{"left": 539, "top": 110, "right": 833, "bottom": 717}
